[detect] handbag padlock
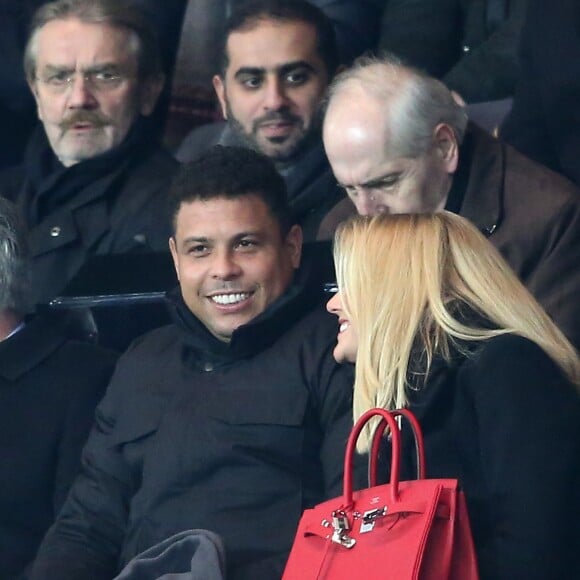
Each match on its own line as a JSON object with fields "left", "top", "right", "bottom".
{"left": 330, "top": 510, "right": 356, "bottom": 548}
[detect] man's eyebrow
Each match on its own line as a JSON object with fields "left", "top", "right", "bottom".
{"left": 339, "top": 171, "right": 402, "bottom": 189}
{"left": 234, "top": 61, "right": 316, "bottom": 80}
{"left": 42, "top": 64, "right": 73, "bottom": 73}
{"left": 41, "top": 62, "right": 121, "bottom": 73}
{"left": 182, "top": 236, "right": 210, "bottom": 245}
{"left": 234, "top": 67, "right": 266, "bottom": 80}
{"left": 181, "top": 232, "right": 262, "bottom": 244}
{"left": 278, "top": 61, "right": 316, "bottom": 76}
{"left": 232, "top": 231, "right": 262, "bottom": 241}
{"left": 362, "top": 172, "right": 402, "bottom": 187}
{"left": 84, "top": 63, "right": 122, "bottom": 72}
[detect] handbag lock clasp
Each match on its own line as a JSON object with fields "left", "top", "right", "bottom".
{"left": 330, "top": 510, "right": 356, "bottom": 549}
{"left": 355, "top": 506, "right": 387, "bottom": 533}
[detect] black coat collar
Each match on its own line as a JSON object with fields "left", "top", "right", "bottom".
{"left": 21, "top": 118, "right": 157, "bottom": 226}
{"left": 217, "top": 125, "right": 341, "bottom": 227}
{"left": 0, "top": 313, "right": 66, "bottom": 381}
{"left": 459, "top": 124, "right": 505, "bottom": 237}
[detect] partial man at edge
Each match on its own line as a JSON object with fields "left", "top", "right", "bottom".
{"left": 0, "top": 195, "right": 117, "bottom": 579}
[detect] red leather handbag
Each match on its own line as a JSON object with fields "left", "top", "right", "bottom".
{"left": 283, "top": 408, "right": 479, "bottom": 579}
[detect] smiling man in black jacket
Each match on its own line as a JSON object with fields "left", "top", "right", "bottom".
{"left": 31, "top": 146, "right": 354, "bottom": 580}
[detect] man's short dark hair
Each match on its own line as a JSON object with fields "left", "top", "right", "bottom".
{"left": 218, "top": 0, "right": 338, "bottom": 77}
{"left": 169, "top": 146, "right": 293, "bottom": 236}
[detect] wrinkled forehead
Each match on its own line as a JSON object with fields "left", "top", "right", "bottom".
{"left": 32, "top": 18, "right": 139, "bottom": 71}
{"left": 324, "top": 91, "right": 398, "bottom": 170}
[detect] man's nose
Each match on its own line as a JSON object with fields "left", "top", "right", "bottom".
{"left": 67, "top": 74, "right": 98, "bottom": 109}
{"left": 352, "top": 190, "right": 382, "bottom": 216}
{"left": 211, "top": 250, "right": 242, "bottom": 279}
{"left": 263, "top": 77, "right": 289, "bottom": 110}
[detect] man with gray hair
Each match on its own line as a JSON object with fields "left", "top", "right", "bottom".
{"left": 0, "top": 0, "right": 177, "bottom": 305}
{"left": 321, "top": 54, "right": 580, "bottom": 348}
{"left": 0, "top": 196, "right": 117, "bottom": 578}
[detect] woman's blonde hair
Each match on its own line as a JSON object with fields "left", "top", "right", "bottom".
{"left": 334, "top": 212, "right": 580, "bottom": 451}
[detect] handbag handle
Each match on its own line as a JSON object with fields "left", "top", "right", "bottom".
{"left": 368, "top": 409, "right": 426, "bottom": 486}
{"left": 343, "top": 408, "right": 426, "bottom": 505}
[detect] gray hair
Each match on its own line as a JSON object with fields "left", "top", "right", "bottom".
{"left": 0, "top": 197, "right": 30, "bottom": 315}
{"left": 326, "top": 53, "right": 468, "bottom": 158}
{"left": 24, "top": 0, "right": 162, "bottom": 84}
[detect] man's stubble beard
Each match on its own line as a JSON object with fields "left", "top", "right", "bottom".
{"left": 225, "top": 99, "right": 323, "bottom": 168}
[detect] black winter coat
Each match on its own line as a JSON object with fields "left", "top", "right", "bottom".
{"left": 501, "top": 0, "right": 580, "bottom": 187}
{"left": 31, "top": 270, "right": 356, "bottom": 580}
{"left": 0, "top": 314, "right": 117, "bottom": 579}
{"left": 381, "top": 334, "right": 580, "bottom": 579}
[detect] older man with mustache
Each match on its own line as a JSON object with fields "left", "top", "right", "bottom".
{"left": 0, "top": 0, "right": 178, "bottom": 305}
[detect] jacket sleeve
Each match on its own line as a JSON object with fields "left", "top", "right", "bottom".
{"left": 442, "top": 0, "right": 527, "bottom": 102}
{"left": 465, "top": 336, "right": 580, "bottom": 579}
{"left": 304, "top": 313, "right": 357, "bottom": 499}
{"left": 523, "top": 197, "right": 580, "bottom": 350}
{"left": 53, "top": 348, "right": 117, "bottom": 514}
{"left": 30, "top": 358, "right": 138, "bottom": 580}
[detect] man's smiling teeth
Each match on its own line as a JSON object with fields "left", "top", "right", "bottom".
{"left": 339, "top": 322, "right": 349, "bottom": 333}
{"left": 211, "top": 293, "right": 250, "bottom": 305}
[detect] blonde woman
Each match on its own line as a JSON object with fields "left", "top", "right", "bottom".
{"left": 326, "top": 212, "right": 580, "bottom": 580}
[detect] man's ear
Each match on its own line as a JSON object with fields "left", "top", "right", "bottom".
{"left": 212, "top": 75, "right": 228, "bottom": 120}
{"left": 168, "top": 236, "right": 180, "bottom": 281}
{"left": 139, "top": 74, "right": 165, "bottom": 117}
{"left": 433, "top": 123, "right": 459, "bottom": 174}
{"left": 285, "top": 224, "right": 303, "bottom": 269}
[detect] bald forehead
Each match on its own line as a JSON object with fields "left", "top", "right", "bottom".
{"left": 324, "top": 83, "right": 387, "bottom": 139}
{"left": 323, "top": 88, "right": 393, "bottom": 180}
{"left": 333, "top": 65, "right": 414, "bottom": 116}
{"left": 324, "top": 65, "right": 419, "bottom": 144}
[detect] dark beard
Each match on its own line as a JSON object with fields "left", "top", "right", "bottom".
{"left": 225, "top": 101, "right": 322, "bottom": 167}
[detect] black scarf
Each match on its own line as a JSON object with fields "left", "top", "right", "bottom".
{"left": 21, "top": 117, "right": 157, "bottom": 225}
{"left": 217, "top": 125, "right": 340, "bottom": 227}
